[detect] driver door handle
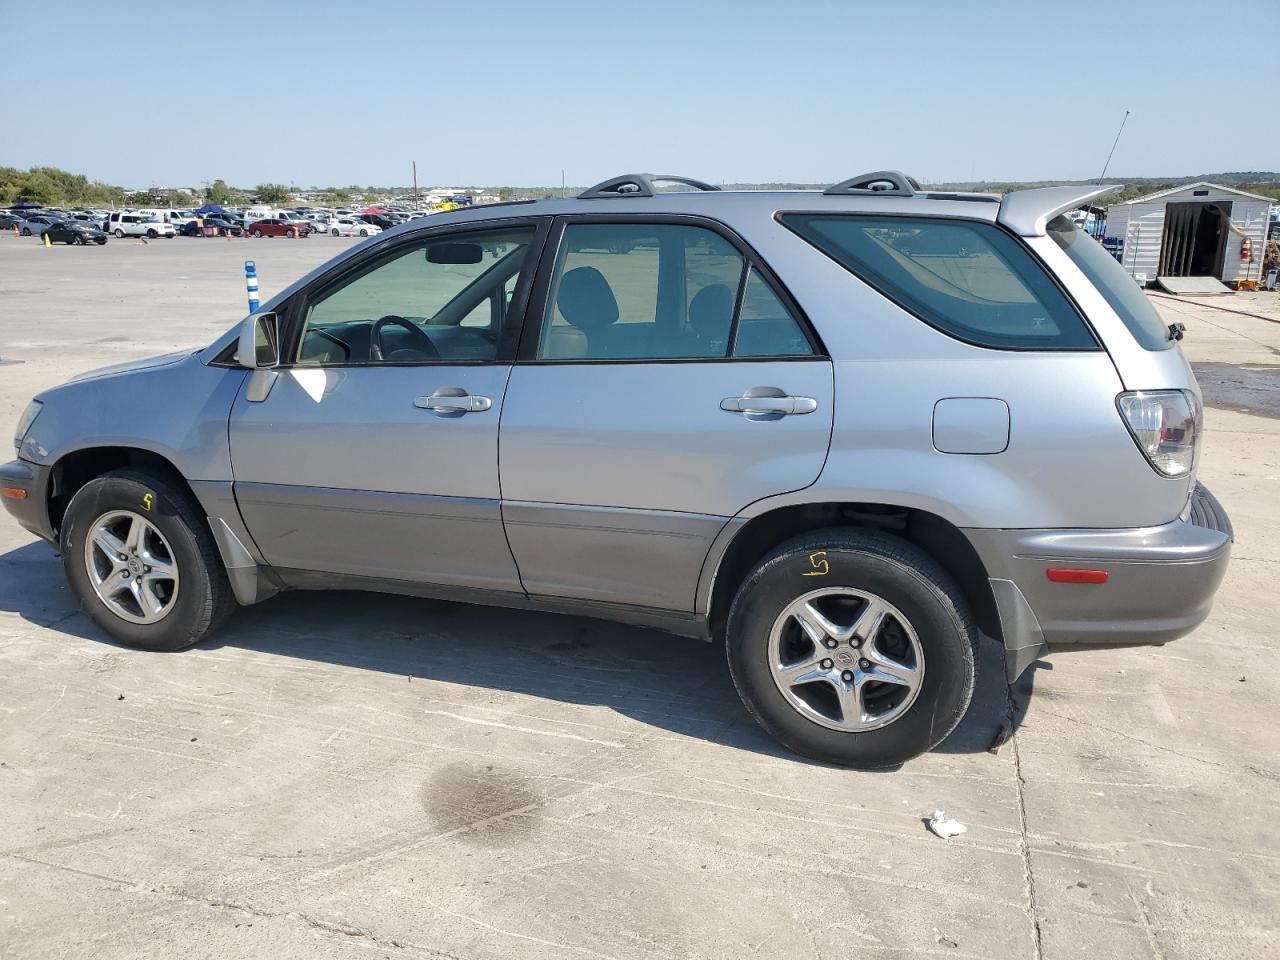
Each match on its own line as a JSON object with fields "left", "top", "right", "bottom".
{"left": 414, "top": 391, "right": 492, "bottom": 414}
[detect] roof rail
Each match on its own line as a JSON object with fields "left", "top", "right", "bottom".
{"left": 824, "top": 170, "right": 920, "bottom": 197}
{"left": 578, "top": 173, "right": 721, "bottom": 199}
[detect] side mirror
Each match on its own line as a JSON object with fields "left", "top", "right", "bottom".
{"left": 236, "top": 311, "right": 280, "bottom": 368}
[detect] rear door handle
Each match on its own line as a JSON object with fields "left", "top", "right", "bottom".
{"left": 414, "top": 389, "right": 492, "bottom": 414}
{"left": 721, "top": 392, "right": 818, "bottom": 416}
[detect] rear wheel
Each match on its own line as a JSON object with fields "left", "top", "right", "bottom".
{"left": 146, "top": 228, "right": 158, "bottom": 238}
{"left": 358, "top": 228, "right": 368, "bottom": 237}
{"left": 726, "top": 528, "right": 977, "bottom": 768}
{"left": 114, "top": 228, "right": 124, "bottom": 238}
{"left": 60, "top": 469, "right": 236, "bottom": 651}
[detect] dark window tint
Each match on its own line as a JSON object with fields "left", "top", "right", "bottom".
{"left": 1046, "top": 215, "right": 1171, "bottom": 351}
{"left": 733, "top": 268, "right": 814, "bottom": 357}
{"left": 783, "top": 214, "right": 1097, "bottom": 350}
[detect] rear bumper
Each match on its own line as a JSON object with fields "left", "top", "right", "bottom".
{"left": 966, "top": 483, "right": 1233, "bottom": 679}
{"left": 0, "top": 458, "right": 55, "bottom": 543}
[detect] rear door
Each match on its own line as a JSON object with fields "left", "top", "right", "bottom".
{"left": 229, "top": 218, "right": 549, "bottom": 591}
{"left": 499, "top": 216, "right": 833, "bottom": 612}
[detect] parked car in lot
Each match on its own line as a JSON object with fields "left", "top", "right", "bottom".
{"left": 105, "top": 213, "right": 175, "bottom": 239}
{"left": 328, "top": 216, "right": 381, "bottom": 238}
{"left": 179, "top": 215, "right": 244, "bottom": 237}
{"left": 43, "top": 220, "right": 108, "bottom": 245}
{"left": 17, "top": 214, "right": 64, "bottom": 236}
{"left": 0, "top": 212, "right": 23, "bottom": 230}
{"left": 247, "top": 218, "right": 311, "bottom": 238}
{"left": 1, "top": 170, "right": 1232, "bottom": 768}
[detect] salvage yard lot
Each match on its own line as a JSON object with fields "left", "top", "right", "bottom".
{"left": 1, "top": 233, "right": 1277, "bottom": 959}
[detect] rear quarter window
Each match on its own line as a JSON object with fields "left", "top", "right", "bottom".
{"left": 1045, "top": 215, "right": 1172, "bottom": 351}
{"left": 781, "top": 214, "right": 1098, "bottom": 351}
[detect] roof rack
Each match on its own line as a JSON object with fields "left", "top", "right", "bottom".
{"left": 823, "top": 170, "right": 920, "bottom": 197}
{"left": 578, "top": 173, "right": 721, "bottom": 199}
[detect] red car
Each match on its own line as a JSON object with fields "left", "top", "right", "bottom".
{"left": 246, "top": 218, "right": 311, "bottom": 238}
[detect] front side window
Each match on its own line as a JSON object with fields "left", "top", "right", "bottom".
{"left": 296, "top": 226, "right": 536, "bottom": 365}
{"left": 783, "top": 214, "right": 1097, "bottom": 350}
{"left": 537, "top": 222, "right": 814, "bottom": 360}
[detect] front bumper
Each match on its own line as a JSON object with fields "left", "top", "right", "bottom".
{"left": 967, "top": 484, "right": 1233, "bottom": 679}
{"left": 0, "top": 459, "right": 55, "bottom": 543}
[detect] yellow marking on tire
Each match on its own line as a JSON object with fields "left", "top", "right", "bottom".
{"left": 142, "top": 493, "right": 154, "bottom": 511}
{"left": 802, "top": 551, "right": 829, "bottom": 576}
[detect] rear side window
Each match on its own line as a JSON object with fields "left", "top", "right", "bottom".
{"left": 782, "top": 214, "right": 1097, "bottom": 350}
{"left": 538, "top": 222, "right": 814, "bottom": 361}
{"left": 1046, "top": 215, "right": 1172, "bottom": 351}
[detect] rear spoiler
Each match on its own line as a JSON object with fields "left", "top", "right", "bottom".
{"left": 997, "top": 184, "right": 1122, "bottom": 237}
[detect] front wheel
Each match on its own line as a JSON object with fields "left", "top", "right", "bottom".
{"left": 331, "top": 228, "right": 339, "bottom": 236}
{"left": 726, "top": 529, "right": 977, "bottom": 768}
{"left": 60, "top": 469, "right": 236, "bottom": 651}
{"left": 21, "top": 227, "right": 31, "bottom": 236}
{"left": 72, "top": 235, "right": 84, "bottom": 245}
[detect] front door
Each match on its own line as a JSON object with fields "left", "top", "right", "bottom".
{"left": 499, "top": 218, "right": 834, "bottom": 612}
{"left": 230, "top": 219, "right": 546, "bottom": 591}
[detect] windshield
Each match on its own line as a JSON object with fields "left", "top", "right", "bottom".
{"left": 1047, "top": 215, "right": 1172, "bottom": 351}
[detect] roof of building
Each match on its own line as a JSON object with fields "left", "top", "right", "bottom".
{"left": 1121, "top": 181, "right": 1276, "bottom": 204}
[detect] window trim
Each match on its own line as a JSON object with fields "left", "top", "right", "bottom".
{"left": 516, "top": 213, "right": 827, "bottom": 365}
{"left": 273, "top": 216, "right": 552, "bottom": 369}
{"left": 776, "top": 210, "right": 1102, "bottom": 353}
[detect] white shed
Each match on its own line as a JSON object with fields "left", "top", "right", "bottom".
{"left": 1103, "top": 182, "right": 1273, "bottom": 287}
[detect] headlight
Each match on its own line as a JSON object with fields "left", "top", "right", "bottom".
{"left": 1117, "top": 390, "right": 1201, "bottom": 478}
{"left": 14, "top": 400, "right": 43, "bottom": 453}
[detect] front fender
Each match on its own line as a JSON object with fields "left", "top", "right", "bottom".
{"left": 22, "top": 355, "right": 246, "bottom": 482}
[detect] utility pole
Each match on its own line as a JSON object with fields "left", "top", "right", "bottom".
{"left": 1098, "top": 110, "right": 1130, "bottom": 183}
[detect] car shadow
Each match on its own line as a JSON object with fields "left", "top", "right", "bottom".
{"left": 0, "top": 538, "right": 1032, "bottom": 767}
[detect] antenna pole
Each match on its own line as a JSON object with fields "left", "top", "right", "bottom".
{"left": 1098, "top": 110, "right": 1130, "bottom": 183}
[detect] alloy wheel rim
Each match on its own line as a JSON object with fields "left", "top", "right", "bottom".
{"left": 83, "top": 510, "right": 180, "bottom": 625}
{"left": 768, "top": 587, "right": 924, "bottom": 732}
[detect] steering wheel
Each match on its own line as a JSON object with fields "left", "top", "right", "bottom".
{"left": 369, "top": 315, "right": 440, "bottom": 361}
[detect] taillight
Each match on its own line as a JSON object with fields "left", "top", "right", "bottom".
{"left": 1116, "top": 390, "right": 1201, "bottom": 478}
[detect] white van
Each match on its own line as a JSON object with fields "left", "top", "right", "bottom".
{"left": 241, "top": 207, "right": 283, "bottom": 229}
{"left": 105, "top": 212, "right": 175, "bottom": 239}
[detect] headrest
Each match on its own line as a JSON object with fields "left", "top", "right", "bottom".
{"left": 557, "top": 267, "right": 619, "bottom": 331}
{"left": 688, "top": 283, "right": 735, "bottom": 337}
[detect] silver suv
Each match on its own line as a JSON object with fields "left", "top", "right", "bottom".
{"left": 2, "top": 171, "right": 1233, "bottom": 767}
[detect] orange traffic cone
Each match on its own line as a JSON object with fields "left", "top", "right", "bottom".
{"left": 137, "top": 237, "right": 148, "bottom": 245}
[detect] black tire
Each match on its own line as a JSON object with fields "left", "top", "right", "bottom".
{"left": 726, "top": 528, "right": 977, "bottom": 769}
{"left": 251, "top": 229, "right": 262, "bottom": 238}
{"left": 146, "top": 228, "right": 158, "bottom": 238}
{"left": 72, "top": 234, "right": 84, "bottom": 245}
{"left": 60, "top": 468, "right": 237, "bottom": 651}
{"left": 21, "top": 227, "right": 31, "bottom": 236}
{"left": 114, "top": 228, "right": 124, "bottom": 238}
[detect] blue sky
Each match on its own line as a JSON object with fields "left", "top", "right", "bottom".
{"left": 2, "top": 0, "right": 1276, "bottom": 188}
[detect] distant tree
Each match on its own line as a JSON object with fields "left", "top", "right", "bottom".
{"left": 15, "top": 171, "right": 60, "bottom": 205}
{"left": 497, "top": 187, "right": 513, "bottom": 201}
{"left": 205, "top": 179, "right": 233, "bottom": 205}
{"left": 255, "top": 182, "right": 289, "bottom": 203}
{"left": 328, "top": 189, "right": 352, "bottom": 204}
